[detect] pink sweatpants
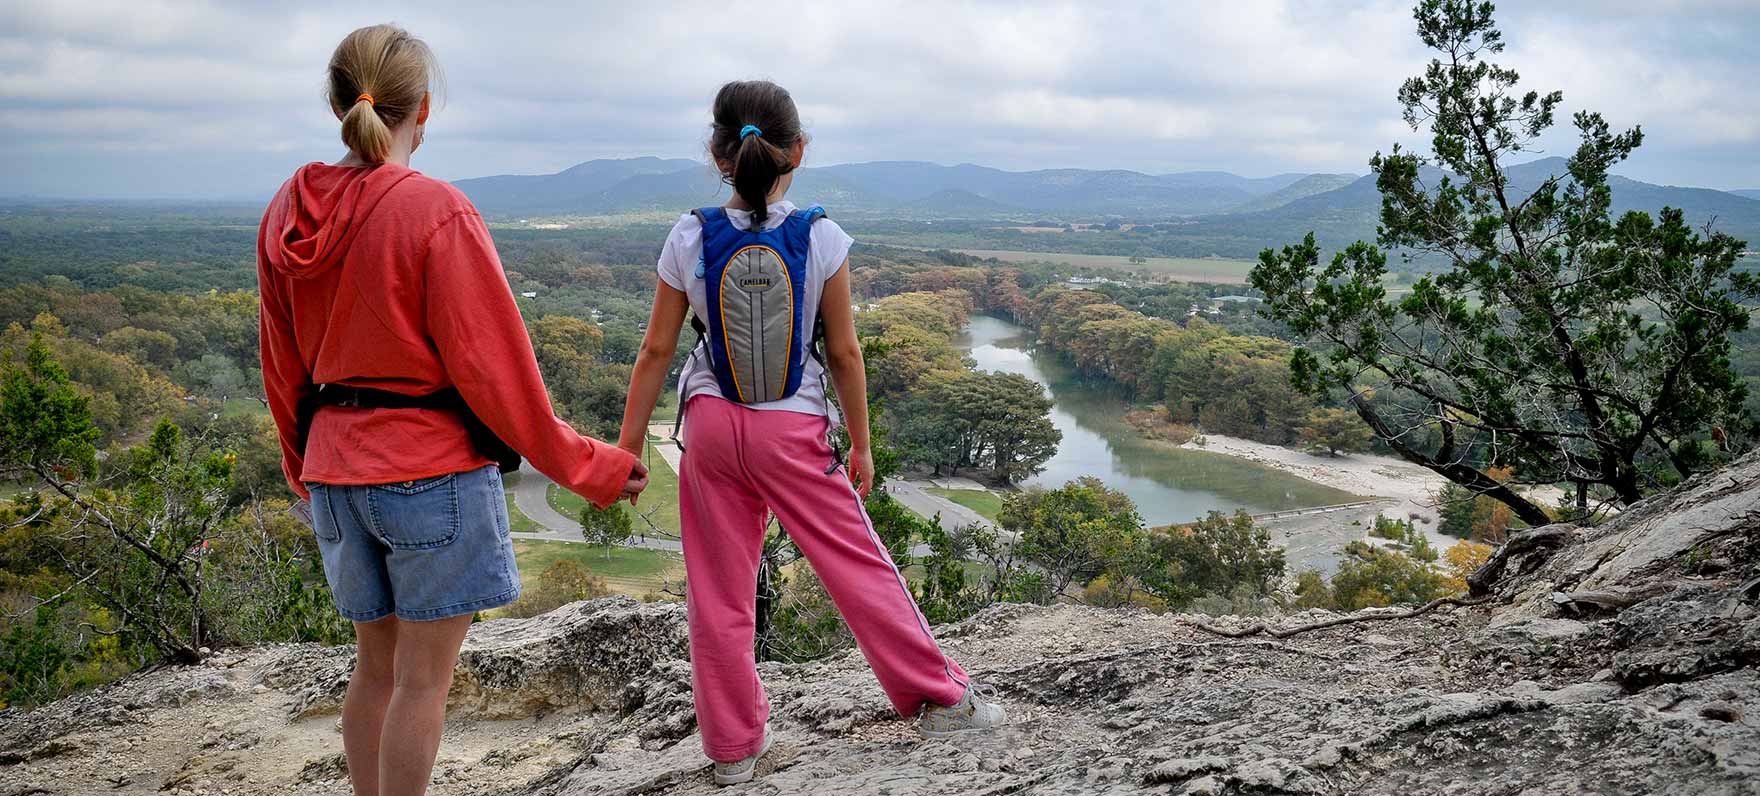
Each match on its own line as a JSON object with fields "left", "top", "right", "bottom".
{"left": 678, "top": 395, "right": 969, "bottom": 761}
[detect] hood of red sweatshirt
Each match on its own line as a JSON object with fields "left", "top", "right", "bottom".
{"left": 266, "top": 162, "right": 421, "bottom": 280}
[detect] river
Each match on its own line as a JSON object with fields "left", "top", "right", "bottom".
{"left": 956, "top": 315, "right": 1361, "bottom": 526}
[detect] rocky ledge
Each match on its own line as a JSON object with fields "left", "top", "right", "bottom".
{"left": 2, "top": 453, "right": 1756, "bottom": 795}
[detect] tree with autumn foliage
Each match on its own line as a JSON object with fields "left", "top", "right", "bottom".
{"left": 1442, "top": 540, "right": 1494, "bottom": 593}
{"left": 1437, "top": 465, "right": 1519, "bottom": 542}
{"left": 1299, "top": 407, "right": 1374, "bottom": 456}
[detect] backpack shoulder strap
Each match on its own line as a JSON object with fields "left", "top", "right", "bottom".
{"left": 693, "top": 206, "right": 740, "bottom": 279}
{"left": 791, "top": 204, "right": 832, "bottom": 363}
{"left": 776, "top": 205, "right": 828, "bottom": 257}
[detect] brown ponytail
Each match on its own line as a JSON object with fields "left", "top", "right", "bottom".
{"left": 709, "top": 81, "right": 802, "bottom": 228}
{"left": 327, "top": 24, "right": 440, "bottom": 163}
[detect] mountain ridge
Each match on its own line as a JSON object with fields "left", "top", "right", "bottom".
{"left": 454, "top": 157, "right": 1760, "bottom": 256}
{"left": 455, "top": 159, "right": 1333, "bottom": 219}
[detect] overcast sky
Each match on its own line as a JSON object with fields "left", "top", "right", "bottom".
{"left": 2, "top": 0, "right": 1757, "bottom": 199}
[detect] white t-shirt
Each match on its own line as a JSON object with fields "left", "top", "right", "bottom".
{"left": 657, "top": 200, "right": 854, "bottom": 417}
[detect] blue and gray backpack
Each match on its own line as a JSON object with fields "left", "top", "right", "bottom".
{"left": 686, "top": 205, "right": 830, "bottom": 403}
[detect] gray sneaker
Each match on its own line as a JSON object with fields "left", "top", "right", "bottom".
{"left": 919, "top": 683, "right": 1006, "bottom": 738}
{"left": 712, "top": 725, "right": 774, "bottom": 786}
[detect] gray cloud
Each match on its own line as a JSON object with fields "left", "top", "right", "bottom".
{"left": 1, "top": 0, "right": 1756, "bottom": 199}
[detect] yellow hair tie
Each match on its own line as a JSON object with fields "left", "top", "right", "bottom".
{"left": 355, "top": 93, "right": 375, "bottom": 106}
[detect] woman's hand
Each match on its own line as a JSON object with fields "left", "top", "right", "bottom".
{"left": 848, "top": 446, "right": 875, "bottom": 500}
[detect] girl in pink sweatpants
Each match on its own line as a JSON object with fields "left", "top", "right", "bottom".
{"left": 617, "top": 81, "right": 1004, "bottom": 784}
{"left": 677, "top": 395, "right": 969, "bottom": 757}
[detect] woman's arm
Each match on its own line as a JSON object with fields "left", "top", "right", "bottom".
{"left": 257, "top": 263, "right": 314, "bottom": 500}
{"left": 425, "top": 212, "right": 643, "bottom": 508}
{"left": 617, "top": 282, "right": 690, "bottom": 458}
{"left": 817, "top": 262, "right": 875, "bottom": 498}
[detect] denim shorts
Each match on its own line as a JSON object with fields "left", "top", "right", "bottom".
{"left": 307, "top": 464, "right": 521, "bottom": 622}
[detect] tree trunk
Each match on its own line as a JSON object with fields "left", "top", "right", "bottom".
{"left": 1466, "top": 526, "right": 1571, "bottom": 595}
{"left": 1349, "top": 395, "right": 1552, "bottom": 527}
{"left": 754, "top": 551, "right": 776, "bottom": 661}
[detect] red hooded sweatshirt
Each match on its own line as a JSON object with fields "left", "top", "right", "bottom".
{"left": 257, "top": 162, "right": 636, "bottom": 507}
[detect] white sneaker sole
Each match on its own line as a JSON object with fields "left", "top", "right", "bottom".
{"left": 919, "top": 710, "right": 1007, "bottom": 738}
{"left": 920, "top": 725, "right": 996, "bottom": 738}
{"left": 713, "top": 732, "right": 776, "bottom": 786}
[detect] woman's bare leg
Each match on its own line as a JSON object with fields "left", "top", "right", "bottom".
{"left": 378, "top": 614, "right": 473, "bottom": 796}
{"left": 343, "top": 617, "right": 400, "bottom": 796}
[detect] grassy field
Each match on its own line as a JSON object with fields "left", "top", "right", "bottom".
{"left": 220, "top": 397, "right": 271, "bottom": 418}
{"left": 510, "top": 539, "right": 678, "bottom": 597}
{"left": 927, "top": 487, "right": 1005, "bottom": 521}
{"left": 485, "top": 210, "right": 680, "bottom": 229}
{"left": 953, "top": 249, "right": 1258, "bottom": 283}
{"left": 652, "top": 391, "right": 680, "bottom": 424}
{"left": 547, "top": 440, "right": 682, "bottom": 537}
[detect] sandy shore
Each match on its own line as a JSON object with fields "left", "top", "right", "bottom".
{"left": 1180, "top": 434, "right": 1465, "bottom": 572}
{"left": 1183, "top": 433, "right": 1448, "bottom": 518}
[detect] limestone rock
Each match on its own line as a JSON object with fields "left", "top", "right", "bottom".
{"left": 0, "top": 454, "right": 1755, "bottom": 794}
{"left": 450, "top": 596, "right": 689, "bottom": 719}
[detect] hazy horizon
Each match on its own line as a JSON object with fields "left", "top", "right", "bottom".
{"left": 4, "top": 1, "right": 1758, "bottom": 199}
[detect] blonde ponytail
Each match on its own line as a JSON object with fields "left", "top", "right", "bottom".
{"left": 339, "top": 96, "right": 393, "bottom": 163}
{"left": 327, "top": 24, "right": 441, "bottom": 164}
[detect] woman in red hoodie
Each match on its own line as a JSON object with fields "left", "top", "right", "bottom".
{"left": 257, "top": 24, "right": 645, "bottom": 796}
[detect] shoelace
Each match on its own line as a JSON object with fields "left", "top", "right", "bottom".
{"left": 966, "top": 682, "right": 999, "bottom": 704}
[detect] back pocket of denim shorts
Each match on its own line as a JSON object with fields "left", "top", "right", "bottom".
{"left": 309, "top": 485, "right": 343, "bottom": 544}
{"left": 365, "top": 474, "right": 460, "bottom": 550}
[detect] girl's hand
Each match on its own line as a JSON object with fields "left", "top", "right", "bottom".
{"left": 848, "top": 447, "right": 875, "bottom": 500}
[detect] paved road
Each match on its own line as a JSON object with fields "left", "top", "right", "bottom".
{"left": 508, "top": 463, "right": 581, "bottom": 540}
{"left": 887, "top": 478, "right": 994, "bottom": 532}
{"left": 647, "top": 424, "right": 683, "bottom": 472}
{"left": 506, "top": 461, "right": 683, "bottom": 553}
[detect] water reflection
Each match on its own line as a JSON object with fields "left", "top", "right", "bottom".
{"left": 957, "top": 315, "right": 1359, "bottom": 525}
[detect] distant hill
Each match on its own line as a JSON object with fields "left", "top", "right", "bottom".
{"left": 800, "top": 161, "right": 1309, "bottom": 215}
{"left": 1730, "top": 189, "right": 1760, "bottom": 201}
{"left": 453, "top": 157, "right": 1760, "bottom": 256}
{"left": 1171, "top": 157, "right": 1760, "bottom": 256}
{"left": 1221, "top": 173, "right": 1359, "bottom": 214}
{"left": 912, "top": 188, "right": 1017, "bottom": 216}
{"left": 452, "top": 157, "right": 699, "bottom": 216}
{"left": 456, "top": 159, "right": 1313, "bottom": 219}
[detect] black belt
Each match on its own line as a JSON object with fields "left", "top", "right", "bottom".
{"left": 313, "top": 384, "right": 468, "bottom": 411}
{"left": 296, "top": 385, "right": 521, "bottom": 473}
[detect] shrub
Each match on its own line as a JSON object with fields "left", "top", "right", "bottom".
{"left": 1328, "top": 541, "right": 1453, "bottom": 610}
{"left": 502, "top": 560, "right": 611, "bottom": 619}
{"left": 1146, "top": 509, "right": 1286, "bottom": 610}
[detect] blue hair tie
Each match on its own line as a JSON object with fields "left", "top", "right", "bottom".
{"left": 739, "top": 124, "right": 763, "bottom": 140}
